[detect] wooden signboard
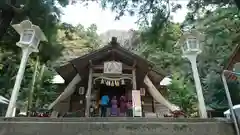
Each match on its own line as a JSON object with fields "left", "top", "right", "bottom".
{"left": 104, "top": 61, "right": 122, "bottom": 74}
{"left": 140, "top": 88, "right": 146, "bottom": 96}
{"left": 78, "top": 87, "right": 85, "bottom": 95}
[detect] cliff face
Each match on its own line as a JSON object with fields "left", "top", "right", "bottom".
{"left": 99, "top": 29, "right": 138, "bottom": 50}
{"left": 54, "top": 29, "right": 139, "bottom": 67}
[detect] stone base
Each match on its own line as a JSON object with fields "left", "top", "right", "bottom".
{"left": 0, "top": 117, "right": 235, "bottom": 135}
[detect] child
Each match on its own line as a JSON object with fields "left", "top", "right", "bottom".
{"left": 126, "top": 100, "right": 133, "bottom": 117}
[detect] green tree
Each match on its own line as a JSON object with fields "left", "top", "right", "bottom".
{"left": 124, "top": 0, "right": 240, "bottom": 112}
{"left": 0, "top": 0, "right": 68, "bottom": 40}
{"left": 0, "top": 0, "right": 67, "bottom": 113}
{"left": 134, "top": 21, "right": 183, "bottom": 73}
{"left": 167, "top": 73, "right": 197, "bottom": 116}
{"left": 55, "top": 23, "right": 101, "bottom": 66}
{"left": 190, "top": 7, "right": 240, "bottom": 109}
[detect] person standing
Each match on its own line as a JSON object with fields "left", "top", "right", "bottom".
{"left": 119, "top": 95, "right": 126, "bottom": 116}
{"left": 110, "top": 96, "right": 118, "bottom": 116}
{"left": 100, "top": 93, "right": 109, "bottom": 117}
{"left": 126, "top": 100, "right": 133, "bottom": 117}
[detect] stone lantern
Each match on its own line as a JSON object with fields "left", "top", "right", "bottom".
{"left": 178, "top": 29, "right": 203, "bottom": 58}
{"left": 5, "top": 20, "right": 47, "bottom": 117}
{"left": 176, "top": 29, "right": 207, "bottom": 118}
{"left": 12, "top": 20, "right": 47, "bottom": 52}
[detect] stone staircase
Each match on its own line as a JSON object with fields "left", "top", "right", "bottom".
{"left": 0, "top": 117, "right": 235, "bottom": 135}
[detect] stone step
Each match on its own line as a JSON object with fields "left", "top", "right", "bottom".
{"left": 0, "top": 118, "right": 234, "bottom": 135}
{"left": 1, "top": 117, "right": 230, "bottom": 122}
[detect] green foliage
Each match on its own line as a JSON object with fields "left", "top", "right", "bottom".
{"left": 55, "top": 23, "right": 101, "bottom": 66}
{"left": 99, "top": 0, "right": 182, "bottom": 26}
{"left": 96, "top": 0, "right": 240, "bottom": 112}
{"left": 0, "top": 50, "right": 21, "bottom": 99}
{"left": 192, "top": 7, "right": 240, "bottom": 109}
{"left": 132, "top": 1, "right": 240, "bottom": 112}
{"left": 203, "top": 72, "right": 240, "bottom": 110}
{"left": 33, "top": 67, "right": 58, "bottom": 107}
{"left": 167, "top": 73, "right": 197, "bottom": 116}
{"left": 0, "top": 0, "right": 69, "bottom": 111}
{"left": 1, "top": 0, "right": 240, "bottom": 114}
{"left": 135, "top": 22, "right": 183, "bottom": 73}
{"left": 0, "top": 49, "right": 33, "bottom": 103}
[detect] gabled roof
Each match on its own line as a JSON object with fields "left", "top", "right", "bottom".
{"left": 56, "top": 37, "right": 166, "bottom": 85}
{"left": 225, "top": 44, "right": 240, "bottom": 70}
{"left": 70, "top": 37, "right": 154, "bottom": 70}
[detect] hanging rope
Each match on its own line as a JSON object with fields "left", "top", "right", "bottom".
{"left": 93, "top": 76, "right": 132, "bottom": 86}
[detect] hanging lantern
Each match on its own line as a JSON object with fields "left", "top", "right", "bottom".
{"left": 111, "top": 81, "right": 115, "bottom": 86}
{"left": 121, "top": 79, "right": 125, "bottom": 85}
{"left": 101, "top": 79, "right": 104, "bottom": 84}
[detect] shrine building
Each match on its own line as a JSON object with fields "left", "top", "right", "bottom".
{"left": 48, "top": 37, "right": 178, "bottom": 117}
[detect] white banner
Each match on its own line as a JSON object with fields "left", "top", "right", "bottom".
{"left": 132, "top": 90, "right": 142, "bottom": 117}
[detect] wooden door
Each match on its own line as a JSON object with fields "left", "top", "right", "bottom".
{"left": 70, "top": 86, "right": 86, "bottom": 117}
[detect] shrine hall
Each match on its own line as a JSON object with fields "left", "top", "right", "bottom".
{"left": 48, "top": 37, "right": 179, "bottom": 117}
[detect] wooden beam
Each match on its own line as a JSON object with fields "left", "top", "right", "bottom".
{"left": 92, "top": 73, "right": 132, "bottom": 78}
{"left": 112, "top": 49, "right": 135, "bottom": 62}
{"left": 89, "top": 60, "right": 93, "bottom": 67}
{"left": 92, "top": 64, "right": 133, "bottom": 70}
{"left": 152, "top": 97, "right": 155, "bottom": 113}
{"left": 85, "top": 67, "right": 93, "bottom": 117}
{"left": 132, "top": 60, "right": 137, "bottom": 68}
{"left": 144, "top": 75, "right": 179, "bottom": 112}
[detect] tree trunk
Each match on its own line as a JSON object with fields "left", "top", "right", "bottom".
{"left": 34, "top": 64, "right": 45, "bottom": 108}
{"left": 27, "top": 56, "right": 39, "bottom": 116}
{"left": 0, "top": 0, "right": 16, "bottom": 40}
{"left": 48, "top": 74, "right": 81, "bottom": 110}
{"left": 0, "top": 8, "right": 14, "bottom": 40}
{"left": 234, "top": 0, "right": 240, "bottom": 9}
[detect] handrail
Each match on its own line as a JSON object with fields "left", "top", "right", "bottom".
{"left": 222, "top": 70, "right": 240, "bottom": 135}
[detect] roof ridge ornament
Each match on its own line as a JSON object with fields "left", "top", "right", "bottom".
{"left": 110, "top": 37, "right": 119, "bottom": 46}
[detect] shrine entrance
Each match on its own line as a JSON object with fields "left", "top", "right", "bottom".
{"left": 99, "top": 85, "right": 126, "bottom": 103}
{"left": 90, "top": 63, "right": 134, "bottom": 117}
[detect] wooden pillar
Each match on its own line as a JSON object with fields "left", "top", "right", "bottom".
{"left": 132, "top": 68, "right": 137, "bottom": 90}
{"left": 85, "top": 67, "right": 93, "bottom": 117}
{"left": 152, "top": 97, "right": 155, "bottom": 113}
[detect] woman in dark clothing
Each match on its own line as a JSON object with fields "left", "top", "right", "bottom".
{"left": 119, "top": 95, "right": 126, "bottom": 116}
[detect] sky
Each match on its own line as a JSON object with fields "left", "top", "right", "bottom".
{"left": 61, "top": 1, "right": 189, "bottom": 34}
